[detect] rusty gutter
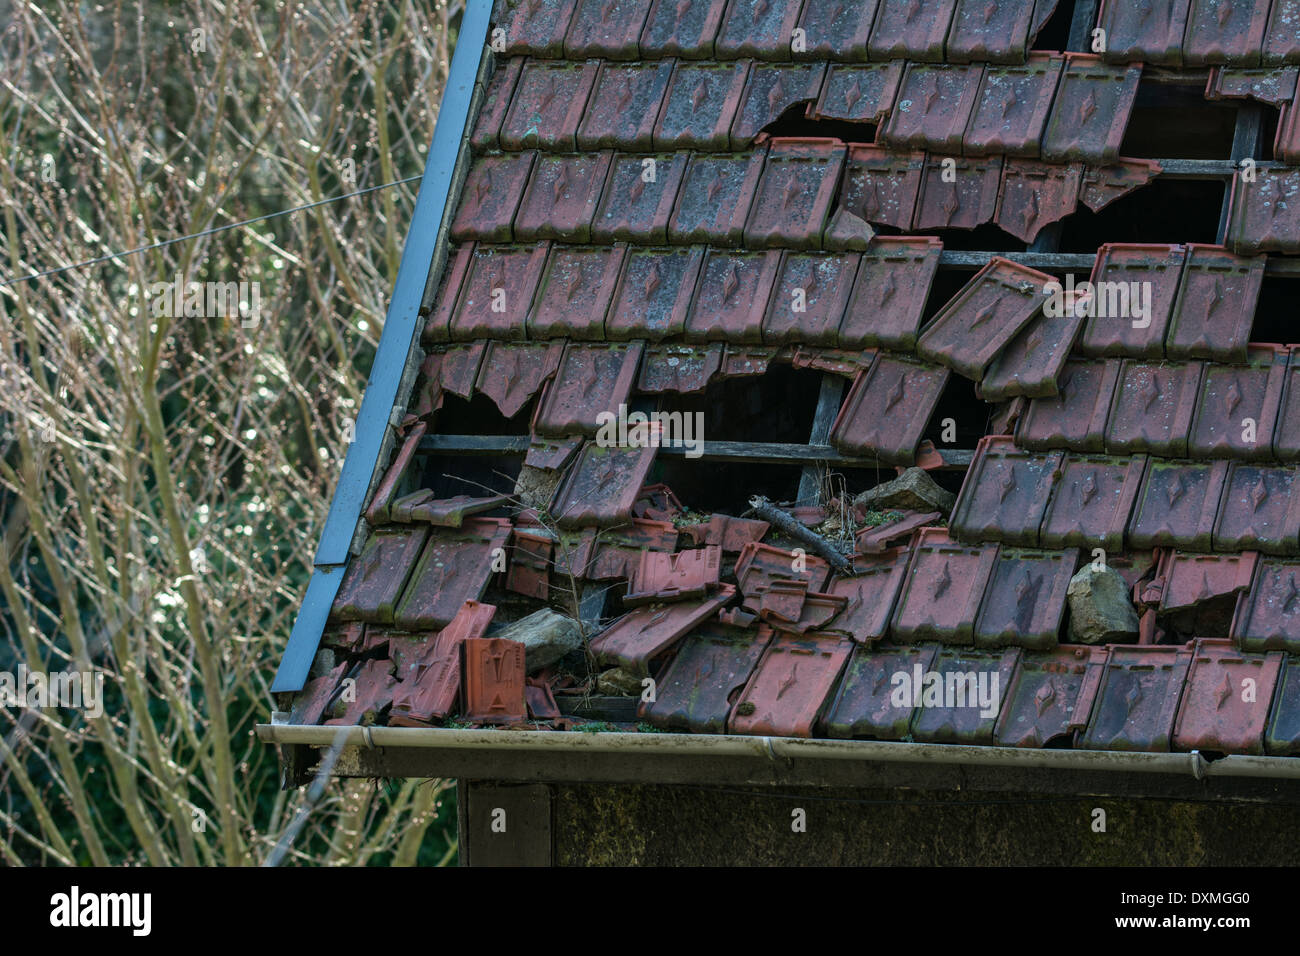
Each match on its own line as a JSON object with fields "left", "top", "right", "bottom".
{"left": 255, "top": 724, "right": 1300, "bottom": 781}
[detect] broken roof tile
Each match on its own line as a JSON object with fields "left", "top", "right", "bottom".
{"left": 796, "top": 0, "right": 879, "bottom": 59}
{"left": 994, "top": 159, "right": 1083, "bottom": 244}
{"left": 979, "top": 300, "right": 1085, "bottom": 400}
{"left": 506, "top": 527, "right": 553, "bottom": 600}
{"left": 1224, "top": 167, "right": 1300, "bottom": 255}
{"left": 1128, "top": 459, "right": 1230, "bottom": 552}
{"left": 500, "top": 60, "right": 599, "bottom": 151}
{"left": 823, "top": 642, "right": 938, "bottom": 739}
{"left": 390, "top": 519, "right": 512, "bottom": 630}
{"left": 1097, "top": 0, "right": 1189, "bottom": 65}
{"left": 825, "top": 546, "right": 910, "bottom": 643}
{"left": 1079, "top": 644, "right": 1193, "bottom": 752}
{"left": 1206, "top": 65, "right": 1299, "bottom": 104}
{"left": 392, "top": 493, "right": 510, "bottom": 527}
{"left": 1212, "top": 463, "right": 1300, "bottom": 554}
{"left": 731, "top": 62, "right": 827, "bottom": 145}
{"left": 462, "top": 637, "right": 528, "bottom": 724}
{"left": 729, "top": 632, "right": 855, "bottom": 737}
{"left": 743, "top": 138, "right": 846, "bottom": 249}
{"left": 763, "top": 251, "right": 858, "bottom": 345}
{"left": 389, "top": 600, "right": 496, "bottom": 726}
{"left": 525, "top": 434, "right": 583, "bottom": 471}
{"left": 892, "top": 527, "right": 999, "bottom": 645}
{"left": 811, "top": 62, "right": 902, "bottom": 122}
{"left": 973, "top": 547, "right": 1077, "bottom": 651}
{"left": 1165, "top": 244, "right": 1265, "bottom": 363}
{"left": 838, "top": 236, "right": 941, "bottom": 350}
{"left": 331, "top": 527, "right": 429, "bottom": 623}
{"left": 1265, "top": 0, "right": 1300, "bottom": 63}
{"left": 632, "top": 482, "right": 684, "bottom": 522}
{"left": 1157, "top": 549, "right": 1257, "bottom": 619}
{"left": 1188, "top": 345, "right": 1287, "bottom": 459}
{"left": 685, "top": 249, "right": 782, "bottom": 343}
{"left": 963, "top": 55, "right": 1063, "bottom": 157}
{"left": 499, "top": 0, "right": 580, "bottom": 57}
{"left": 550, "top": 440, "right": 658, "bottom": 526}
{"left": 950, "top": 438, "right": 1062, "bottom": 546}
{"left": 654, "top": 61, "right": 750, "bottom": 150}
{"left": 589, "top": 585, "right": 737, "bottom": 671}
{"left": 994, "top": 644, "right": 1108, "bottom": 748}
{"left": 323, "top": 659, "right": 400, "bottom": 726}
{"left": 839, "top": 144, "right": 925, "bottom": 231}
{"left": 625, "top": 546, "right": 722, "bottom": 604}
{"left": 1173, "top": 639, "right": 1282, "bottom": 755}
{"left": 913, "top": 154, "right": 1003, "bottom": 231}
{"left": 668, "top": 150, "right": 767, "bottom": 245}
{"left": 829, "top": 354, "right": 947, "bottom": 465}
{"left": 916, "top": 257, "right": 1053, "bottom": 381}
{"left": 735, "top": 541, "right": 832, "bottom": 604}
{"left": 470, "top": 58, "right": 525, "bottom": 151}
{"left": 447, "top": 244, "right": 548, "bottom": 342}
{"left": 591, "top": 153, "right": 687, "bottom": 244}
{"left": 514, "top": 151, "right": 614, "bottom": 243}
{"left": 1076, "top": 243, "right": 1186, "bottom": 358}
{"left": 1040, "top": 54, "right": 1141, "bottom": 165}
{"left": 365, "top": 421, "right": 428, "bottom": 524}
{"left": 1079, "top": 158, "right": 1164, "bottom": 212}
{"left": 436, "top": 342, "right": 487, "bottom": 400}
{"left": 1232, "top": 556, "right": 1300, "bottom": 652}
{"left": 292, "top": 662, "right": 348, "bottom": 726}
{"left": 868, "top": 0, "right": 958, "bottom": 60}
{"left": 607, "top": 246, "right": 705, "bottom": 340}
{"left": 577, "top": 61, "right": 674, "bottom": 151}
{"left": 715, "top": 0, "right": 805, "bottom": 59}
{"left": 946, "top": 0, "right": 1038, "bottom": 63}
{"left": 534, "top": 341, "right": 643, "bottom": 435}
{"left": 637, "top": 342, "right": 723, "bottom": 391}
{"left": 1039, "top": 453, "right": 1146, "bottom": 552}
{"left": 880, "top": 62, "right": 984, "bottom": 154}
{"left": 1183, "top": 0, "right": 1270, "bottom": 66}
{"left": 908, "top": 646, "right": 1020, "bottom": 744}
{"left": 527, "top": 244, "right": 625, "bottom": 340}
{"left": 451, "top": 152, "right": 536, "bottom": 243}
{"left": 475, "top": 341, "right": 565, "bottom": 418}
{"left": 565, "top": 0, "right": 655, "bottom": 57}
{"left": 680, "top": 512, "right": 771, "bottom": 552}
{"left": 640, "top": 0, "right": 728, "bottom": 56}
{"left": 1105, "top": 359, "right": 1205, "bottom": 457}
{"left": 640, "top": 622, "right": 772, "bottom": 732}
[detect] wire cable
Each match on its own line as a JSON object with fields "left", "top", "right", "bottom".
{"left": 0, "top": 174, "right": 423, "bottom": 289}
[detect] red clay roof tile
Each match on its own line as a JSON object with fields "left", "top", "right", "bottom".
{"left": 868, "top": 0, "right": 958, "bottom": 60}
{"left": 1266, "top": 657, "right": 1300, "bottom": 753}
{"left": 528, "top": 244, "right": 625, "bottom": 340}
{"left": 1076, "top": 243, "right": 1185, "bottom": 358}
{"left": 729, "top": 632, "right": 855, "bottom": 737}
{"left": 743, "top": 138, "right": 846, "bottom": 248}
{"left": 589, "top": 586, "right": 738, "bottom": 671}
{"left": 839, "top": 144, "right": 925, "bottom": 231}
{"left": 1212, "top": 463, "right": 1300, "bottom": 553}
{"left": 1039, "top": 452, "right": 1146, "bottom": 552}
{"left": 829, "top": 353, "right": 948, "bottom": 464}
{"left": 476, "top": 341, "right": 565, "bottom": 418}
{"left": 796, "top": 0, "right": 880, "bottom": 60}
{"left": 1080, "top": 644, "right": 1193, "bottom": 752}
{"left": 500, "top": 60, "right": 599, "bottom": 151}
{"left": 914, "top": 154, "right": 1003, "bottom": 230}
{"left": 1097, "top": 0, "right": 1189, "bottom": 66}
{"left": 534, "top": 341, "right": 643, "bottom": 435}
{"left": 1184, "top": 0, "right": 1270, "bottom": 66}
{"left": 1166, "top": 244, "right": 1264, "bottom": 362}
{"left": 892, "top": 527, "right": 999, "bottom": 644}
{"left": 946, "top": 0, "right": 1039, "bottom": 63}
{"left": 668, "top": 149, "right": 766, "bottom": 245}
{"left": 577, "top": 60, "right": 675, "bottom": 150}
{"left": 470, "top": 58, "right": 525, "bottom": 151}
{"left": 640, "top": 0, "right": 728, "bottom": 57}
{"left": 1040, "top": 54, "right": 1141, "bottom": 165}
{"left": 654, "top": 60, "right": 750, "bottom": 149}
{"left": 462, "top": 636, "right": 528, "bottom": 723}
{"left": 1079, "top": 158, "right": 1163, "bottom": 211}
{"left": 715, "top": 0, "right": 805, "bottom": 60}
{"left": 448, "top": 244, "right": 548, "bottom": 341}
{"left": 1016, "top": 360, "right": 1122, "bottom": 452}
{"left": 908, "top": 646, "right": 1019, "bottom": 744}
{"left": 979, "top": 300, "right": 1085, "bottom": 400}
{"left": 1128, "top": 459, "right": 1230, "bottom": 551}
{"left": 332, "top": 527, "right": 430, "bottom": 623}
{"left": 811, "top": 62, "right": 902, "bottom": 122}
{"left": 823, "top": 642, "right": 938, "bottom": 739}
{"left": 500, "top": 0, "right": 581, "bottom": 57}
{"left": 637, "top": 341, "right": 722, "bottom": 390}
{"left": 392, "top": 519, "right": 512, "bottom": 630}
{"left": 1156, "top": 549, "right": 1257, "bottom": 615}
{"left": 1207, "top": 64, "right": 1298, "bottom": 103}
{"left": 963, "top": 54, "right": 1063, "bottom": 156}
{"left": 423, "top": 244, "right": 474, "bottom": 345}
{"left": 1232, "top": 556, "right": 1300, "bottom": 652}
{"left": 1187, "top": 345, "right": 1287, "bottom": 459}
{"left": 591, "top": 153, "right": 688, "bottom": 243}
{"left": 1173, "top": 639, "right": 1282, "bottom": 754}
{"left": 838, "top": 236, "right": 940, "bottom": 350}
{"left": 731, "top": 62, "right": 826, "bottom": 144}
{"left": 994, "top": 644, "right": 1108, "bottom": 748}
{"left": 565, "top": 0, "right": 655, "bottom": 58}
{"left": 1266, "top": 0, "right": 1300, "bottom": 63}
{"left": 973, "top": 546, "right": 1078, "bottom": 650}
{"left": 994, "top": 159, "right": 1083, "bottom": 242}
{"left": 607, "top": 246, "right": 705, "bottom": 339}
{"left": 514, "top": 151, "right": 614, "bottom": 243}
{"left": 685, "top": 248, "right": 782, "bottom": 342}
{"left": 451, "top": 152, "right": 536, "bottom": 243}
{"left": 1224, "top": 167, "right": 1300, "bottom": 255}
{"left": 1105, "top": 359, "right": 1204, "bottom": 457}
{"left": 763, "top": 250, "right": 857, "bottom": 345}
{"left": 950, "top": 437, "right": 1062, "bottom": 546}
{"left": 640, "top": 621, "right": 772, "bottom": 732}
{"left": 550, "top": 441, "right": 658, "bottom": 525}
{"left": 880, "top": 62, "right": 984, "bottom": 153}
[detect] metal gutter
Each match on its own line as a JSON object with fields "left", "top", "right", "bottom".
{"left": 271, "top": 0, "right": 493, "bottom": 694}
{"left": 256, "top": 724, "right": 1300, "bottom": 785}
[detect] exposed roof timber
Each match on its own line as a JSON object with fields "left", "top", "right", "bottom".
{"left": 417, "top": 434, "right": 975, "bottom": 469}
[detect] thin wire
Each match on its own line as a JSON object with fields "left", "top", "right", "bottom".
{"left": 0, "top": 174, "right": 423, "bottom": 289}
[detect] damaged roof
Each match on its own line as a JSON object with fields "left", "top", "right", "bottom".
{"left": 271, "top": 0, "right": 1300, "bottom": 765}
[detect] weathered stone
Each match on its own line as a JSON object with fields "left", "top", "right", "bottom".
{"left": 492, "top": 608, "right": 584, "bottom": 673}
{"left": 596, "top": 666, "right": 643, "bottom": 697}
{"left": 1067, "top": 564, "right": 1139, "bottom": 645}
{"left": 855, "top": 467, "right": 956, "bottom": 517}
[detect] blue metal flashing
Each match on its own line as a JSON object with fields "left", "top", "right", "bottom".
{"left": 313, "top": 0, "right": 493, "bottom": 568}
{"left": 271, "top": 564, "right": 347, "bottom": 693}
{"left": 273, "top": 0, "right": 493, "bottom": 694}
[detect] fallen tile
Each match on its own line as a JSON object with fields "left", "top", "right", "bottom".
{"left": 590, "top": 585, "right": 737, "bottom": 672}
{"left": 389, "top": 600, "right": 496, "bottom": 726}
{"left": 625, "top": 546, "right": 723, "bottom": 605}
{"left": 462, "top": 637, "right": 528, "bottom": 724}
{"left": 828, "top": 353, "right": 948, "bottom": 465}
{"left": 1078, "top": 158, "right": 1163, "bottom": 212}
{"left": 323, "top": 660, "right": 399, "bottom": 726}
{"left": 392, "top": 519, "right": 512, "bottom": 630}
{"left": 728, "top": 632, "right": 855, "bottom": 738}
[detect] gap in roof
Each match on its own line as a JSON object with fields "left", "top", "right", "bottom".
{"left": 1120, "top": 101, "right": 1238, "bottom": 160}
{"left": 1056, "top": 179, "right": 1225, "bottom": 251}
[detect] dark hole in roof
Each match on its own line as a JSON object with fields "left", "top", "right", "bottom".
{"left": 757, "top": 100, "right": 877, "bottom": 145}
{"left": 1057, "top": 179, "right": 1225, "bottom": 251}
{"left": 1250, "top": 276, "right": 1290, "bottom": 344}
{"left": 418, "top": 453, "right": 521, "bottom": 500}
{"left": 434, "top": 392, "right": 533, "bottom": 436}
{"left": 695, "top": 363, "right": 826, "bottom": 443}
{"left": 655, "top": 457, "right": 802, "bottom": 512}
{"left": 1120, "top": 103, "right": 1238, "bottom": 161}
